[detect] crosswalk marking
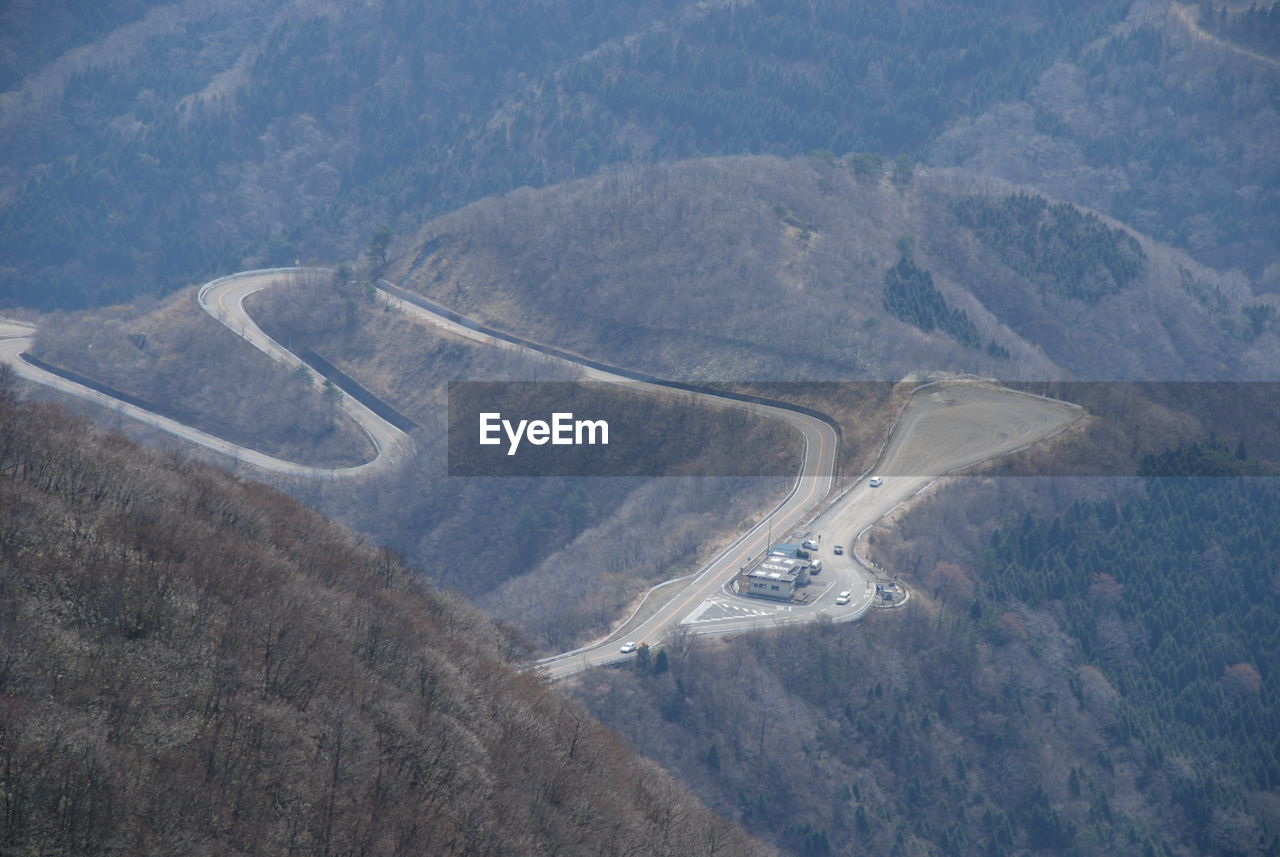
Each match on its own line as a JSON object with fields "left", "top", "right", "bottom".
{"left": 680, "top": 596, "right": 792, "bottom": 624}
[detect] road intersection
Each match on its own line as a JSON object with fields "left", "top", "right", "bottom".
{"left": 539, "top": 382, "right": 1082, "bottom": 678}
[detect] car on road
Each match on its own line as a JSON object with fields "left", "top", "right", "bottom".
{"left": 802, "top": 539, "right": 819, "bottom": 551}
{"left": 835, "top": 591, "right": 851, "bottom": 605}
{"left": 833, "top": 545, "right": 844, "bottom": 555}
{"left": 869, "top": 476, "right": 883, "bottom": 487}
{"left": 620, "top": 642, "right": 638, "bottom": 654}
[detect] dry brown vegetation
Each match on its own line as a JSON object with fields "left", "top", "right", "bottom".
{"left": 248, "top": 276, "right": 801, "bottom": 651}
{"left": 32, "top": 288, "right": 370, "bottom": 466}
{"left": 570, "top": 584, "right": 1197, "bottom": 856}
{"left": 0, "top": 367, "right": 773, "bottom": 857}
{"left": 392, "top": 157, "right": 1279, "bottom": 383}
{"left": 23, "top": 266, "right": 804, "bottom": 653}
{"left": 565, "top": 387, "right": 1280, "bottom": 856}
{"left": 572, "top": 464, "right": 1280, "bottom": 857}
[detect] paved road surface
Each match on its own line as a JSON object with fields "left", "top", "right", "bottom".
{"left": 2, "top": 268, "right": 1082, "bottom": 677}
{"left": 1, "top": 271, "right": 414, "bottom": 478}
{"left": 1, "top": 314, "right": 398, "bottom": 478}
{"left": 373, "top": 280, "right": 845, "bottom": 660}
{"left": 540, "top": 383, "right": 1081, "bottom": 678}
{"left": 197, "top": 268, "right": 415, "bottom": 476}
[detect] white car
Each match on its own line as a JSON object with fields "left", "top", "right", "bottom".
{"left": 835, "top": 591, "right": 851, "bottom": 605}
{"left": 620, "top": 641, "right": 638, "bottom": 654}
{"left": 802, "top": 539, "right": 819, "bottom": 551}
{"left": 869, "top": 476, "right": 883, "bottom": 487}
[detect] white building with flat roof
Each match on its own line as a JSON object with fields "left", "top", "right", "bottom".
{"left": 745, "top": 556, "right": 811, "bottom": 601}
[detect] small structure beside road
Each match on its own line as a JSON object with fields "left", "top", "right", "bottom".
{"left": 743, "top": 555, "right": 812, "bottom": 601}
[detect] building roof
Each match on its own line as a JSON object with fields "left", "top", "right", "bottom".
{"left": 747, "top": 555, "right": 810, "bottom": 583}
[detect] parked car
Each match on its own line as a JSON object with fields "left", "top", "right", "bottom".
{"left": 620, "top": 641, "right": 638, "bottom": 654}
{"left": 810, "top": 560, "right": 822, "bottom": 574}
{"left": 802, "top": 539, "right": 819, "bottom": 551}
{"left": 833, "top": 545, "right": 844, "bottom": 555}
{"left": 835, "top": 591, "right": 851, "bottom": 605}
{"left": 869, "top": 476, "right": 883, "bottom": 487}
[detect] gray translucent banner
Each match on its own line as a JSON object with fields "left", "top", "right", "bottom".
{"left": 447, "top": 380, "right": 1280, "bottom": 478}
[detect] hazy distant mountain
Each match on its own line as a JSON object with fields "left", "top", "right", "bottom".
{"left": 13, "top": 0, "right": 1272, "bottom": 315}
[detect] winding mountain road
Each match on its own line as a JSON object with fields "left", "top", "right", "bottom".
{"left": 1, "top": 269, "right": 415, "bottom": 478}
{"left": 538, "top": 382, "right": 1081, "bottom": 678}
{"left": 1, "top": 268, "right": 1083, "bottom": 678}
{"left": 197, "top": 268, "right": 416, "bottom": 476}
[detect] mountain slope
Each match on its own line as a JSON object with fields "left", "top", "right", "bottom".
{"left": 391, "top": 156, "right": 1279, "bottom": 382}
{"left": 932, "top": 2, "right": 1280, "bottom": 279}
{"left": 0, "top": 0, "right": 670, "bottom": 309}
{"left": 569, "top": 451, "right": 1280, "bottom": 856}
{"left": 0, "top": 0, "right": 1137, "bottom": 311}
{"left": 0, "top": 368, "right": 771, "bottom": 857}
{"left": 5, "top": 0, "right": 1273, "bottom": 316}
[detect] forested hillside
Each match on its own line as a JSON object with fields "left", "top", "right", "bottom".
{"left": 986, "top": 463, "right": 1280, "bottom": 804}
{"left": 882, "top": 253, "right": 982, "bottom": 350}
{"left": 0, "top": 368, "right": 771, "bottom": 856}
{"left": 932, "top": 4, "right": 1280, "bottom": 280}
{"left": 1200, "top": 3, "right": 1280, "bottom": 61}
{"left": 571, "top": 449, "right": 1280, "bottom": 856}
{"left": 0, "top": 0, "right": 152, "bottom": 91}
{"left": 0, "top": 0, "right": 668, "bottom": 308}
{"left": 243, "top": 272, "right": 801, "bottom": 652}
{"left": 4, "top": 3, "right": 1278, "bottom": 854}
{"left": 952, "top": 193, "right": 1147, "bottom": 306}
{"left": 19, "top": 0, "right": 1270, "bottom": 315}
{"left": 393, "top": 156, "right": 1279, "bottom": 382}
